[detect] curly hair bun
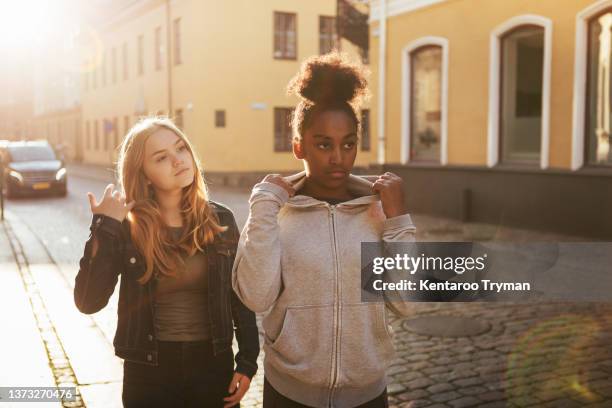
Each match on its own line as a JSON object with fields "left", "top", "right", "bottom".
{"left": 287, "top": 52, "right": 368, "bottom": 106}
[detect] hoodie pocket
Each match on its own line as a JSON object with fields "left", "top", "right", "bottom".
{"left": 265, "top": 305, "right": 334, "bottom": 387}
{"left": 337, "top": 303, "right": 395, "bottom": 387}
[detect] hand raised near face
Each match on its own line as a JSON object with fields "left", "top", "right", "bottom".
{"left": 372, "top": 172, "right": 407, "bottom": 219}
{"left": 87, "top": 184, "right": 135, "bottom": 222}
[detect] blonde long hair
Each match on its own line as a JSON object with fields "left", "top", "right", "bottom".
{"left": 117, "top": 116, "right": 226, "bottom": 284}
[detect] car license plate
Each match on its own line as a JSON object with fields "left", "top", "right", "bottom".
{"left": 32, "top": 182, "right": 51, "bottom": 190}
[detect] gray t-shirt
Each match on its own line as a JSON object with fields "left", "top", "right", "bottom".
{"left": 153, "top": 226, "right": 211, "bottom": 341}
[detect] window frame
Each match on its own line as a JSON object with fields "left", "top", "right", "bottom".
{"left": 409, "top": 44, "right": 443, "bottom": 164}
{"left": 401, "top": 36, "right": 449, "bottom": 165}
{"left": 138, "top": 34, "right": 145, "bottom": 76}
{"left": 584, "top": 7, "right": 612, "bottom": 168}
{"left": 85, "top": 121, "right": 90, "bottom": 150}
{"left": 122, "top": 42, "right": 129, "bottom": 81}
{"left": 94, "top": 120, "right": 99, "bottom": 151}
{"left": 215, "top": 110, "right": 226, "bottom": 128}
{"left": 123, "top": 115, "right": 130, "bottom": 137}
{"left": 111, "top": 47, "right": 117, "bottom": 84}
{"left": 319, "top": 15, "right": 337, "bottom": 55}
{"left": 175, "top": 109, "right": 184, "bottom": 130}
{"left": 155, "top": 26, "right": 163, "bottom": 71}
{"left": 273, "top": 107, "right": 294, "bottom": 152}
{"left": 173, "top": 17, "right": 182, "bottom": 66}
{"left": 361, "top": 109, "right": 370, "bottom": 151}
{"left": 487, "top": 14, "right": 552, "bottom": 169}
{"left": 102, "top": 50, "right": 107, "bottom": 86}
{"left": 498, "top": 24, "right": 545, "bottom": 167}
{"left": 273, "top": 11, "right": 297, "bottom": 60}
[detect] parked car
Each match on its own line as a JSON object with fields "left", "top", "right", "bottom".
{"left": 0, "top": 140, "right": 67, "bottom": 198}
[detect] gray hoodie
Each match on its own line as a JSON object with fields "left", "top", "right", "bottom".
{"left": 232, "top": 172, "right": 417, "bottom": 407}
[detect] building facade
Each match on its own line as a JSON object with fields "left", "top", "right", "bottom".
{"left": 0, "top": 53, "right": 34, "bottom": 141}
{"left": 369, "top": 0, "right": 612, "bottom": 238}
{"left": 80, "top": 0, "right": 371, "bottom": 180}
{"left": 31, "top": 36, "right": 83, "bottom": 162}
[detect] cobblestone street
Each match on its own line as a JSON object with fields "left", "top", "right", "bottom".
{"left": 384, "top": 302, "right": 612, "bottom": 408}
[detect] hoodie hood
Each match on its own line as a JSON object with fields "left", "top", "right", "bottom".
{"left": 283, "top": 170, "right": 380, "bottom": 208}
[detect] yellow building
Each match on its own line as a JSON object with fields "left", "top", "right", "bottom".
{"left": 369, "top": 0, "right": 612, "bottom": 239}
{"left": 32, "top": 108, "right": 82, "bottom": 161}
{"left": 81, "top": 0, "right": 371, "bottom": 178}
{"left": 31, "top": 41, "right": 83, "bottom": 162}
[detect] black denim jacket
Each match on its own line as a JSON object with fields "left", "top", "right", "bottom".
{"left": 74, "top": 201, "right": 259, "bottom": 379}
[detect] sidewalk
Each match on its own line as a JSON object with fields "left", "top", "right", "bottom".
{"left": 0, "top": 213, "right": 123, "bottom": 408}
{"left": 0, "top": 221, "right": 60, "bottom": 408}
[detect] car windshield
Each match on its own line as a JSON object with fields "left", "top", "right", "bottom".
{"left": 8, "top": 145, "right": 57, "bottom": 162}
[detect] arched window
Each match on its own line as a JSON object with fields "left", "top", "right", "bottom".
{"left": 586, "top": 9, "right": 612, "bottom": 167}
{"left": 488, "top": 15, "right": 552, "bottom": 169}
{"left": 410, "top": 45, "right": 442, "bottom": 162}
{"left": 402, "top": 36, "right": 448, "bottom": 165}
{"left": 500, "top": 25, "right": 544, "bottom": 165}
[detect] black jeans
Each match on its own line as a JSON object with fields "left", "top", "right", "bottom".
{"left": 122, "top": 340, "right": 236, "bottom": 408}
{"left": 263, "top": 377, "right": 388, "bottom": 408}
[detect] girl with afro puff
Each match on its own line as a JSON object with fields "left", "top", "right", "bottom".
{"left": 233, "top": 52, "right": 417, "bottom": 408}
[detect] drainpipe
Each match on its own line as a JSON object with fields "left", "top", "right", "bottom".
{"left": 377, "top": 0, "right": 387, "bottom": 165}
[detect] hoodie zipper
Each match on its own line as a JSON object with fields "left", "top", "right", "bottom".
{"left": 328, "top": 204, "right": 342, "bottom": 407}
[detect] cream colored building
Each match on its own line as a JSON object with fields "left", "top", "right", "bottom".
{"left": 81, "top": 0, "right": 371, "bottom": 174}
{"left": 367, "top": 0, "right": 612, "bottom": 238}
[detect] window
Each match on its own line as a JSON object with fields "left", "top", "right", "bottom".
{"left": 175, "top": 109, "right": 184, "bottom": 129}
{"left": 360, "top": 47, "right": 369, "bottom": 65}
{"left": 86, "top": 121, "right": 90, "bottom": 150}
{"left": 274, "top": 12, "right": 297, "bottom": 59}
{"left": 122, "top": 42, "right": 128, "bottom": 80}
{"left": 112, "top": 47, "right": 117, "bottom": 84}
{"left": 138, "top": 34, "right": 144, "bottom": 76}
{"left": 75, "top": 119, "right": 81, "bottom": 155}
{"left": 319, "top": 16, "right": 337, "bottom": 55}
{"left": 586, "top": 10, "right": 612, "bottom": 167}
{"left": 92, "top": 68, "right": 97, "bottom": 89}
{"left": 274, "top": 107, "right": 294, "bottom": 151}
{"left": 155, "top": 26, "right": 163, "bottom": 71}
{"left": 361, "top": 109, "right": 370, "bottom": 151}
{"left": 113, "top": 117, "right": 119, "bottom": 148}
{"left": 215, "top": 110, "right": 226, "bottom": 128}
{"left": 94, "top": 120, "right": 99, "bottom": 150}
{"left": 103, "top": 119, "right": 110, "bottom": 151}
{"left": 83, "top": 72, "right": 89, "bottom": 91}
{"left": 173, "top": 18, "right": 182, "bottom": 65}
{"left": 500, "top": 26, "right": 544, "bottom": 164}
{"left": 124, "top": 115, "right": 130, "bottom": 137}
{"left": 410, "top": 46, "right": 442, "bottom": 162}
{"left": 102, "top": 51, "right": 107, "bottom": 86}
